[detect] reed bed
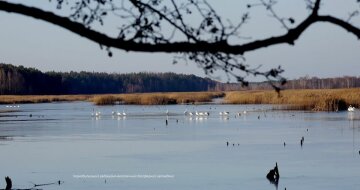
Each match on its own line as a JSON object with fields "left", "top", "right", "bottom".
{"left": 91, "top": 92, "right": 225, "bottom": 105}
{"left": 2, "top": 89, "right": 358, "bottom": 111}
{"left": 0, "top": 92, "right": 224, "bottom": 105}
{"left": 224, "top": 88, "right": 360, "bottom": 111}
{"left": 0, "top": 95, "right": 92, "bottom": 104}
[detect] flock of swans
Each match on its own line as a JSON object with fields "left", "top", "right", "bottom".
{"left": 90, "top": 106, "right": 356, "bottom": 120}
{"left": 92, "top": 110, "right": 127, "bottom": 117}
{"left": 91, "top": 108, "right": 250, "bottom": 118}
{"left": 5, "top": 105, "right": 20, "bottom": 108}
{"left": 111, "top": 110, "right": 127, "bottom": 117}
{"left": 184, "top": 110, "right": 248, "bottom": 117}
{"left": 184, "top": 110, "right": 210, "bottom": 116}
{"left": 89, "top": 104, "right": 356, "bottom": 119}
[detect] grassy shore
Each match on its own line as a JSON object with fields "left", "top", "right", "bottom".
{"left": 0, "top": 89, "right": 359, "bottom": 111}
{"left": 224, "top": 88, "right": 360, "bottom": 111}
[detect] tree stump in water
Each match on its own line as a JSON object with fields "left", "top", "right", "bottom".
{"left": 5, "top": 176, "right": 12, "bottom": 190}
{"left": 266, "top": 162, "right": 280, "bottom": 184}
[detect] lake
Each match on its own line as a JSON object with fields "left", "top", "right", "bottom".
{"left": 0, "top": 102, "right": 360, "bottom": 190}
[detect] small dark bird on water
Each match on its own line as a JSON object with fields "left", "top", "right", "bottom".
{"left": 226, "top": 141, "right": 229, "bottom": 146}
{"left": 165, "top": 119, "right": 168, "bottom": 126}
{"left": 284, "top": 142, "right": 286, "bottom": 147}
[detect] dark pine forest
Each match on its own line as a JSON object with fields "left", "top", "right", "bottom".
{"left": 1, "top": 63, "right": 360, "bottom": 95}
{"left": 0, "top": 63, "right": 217, "bottom": 95}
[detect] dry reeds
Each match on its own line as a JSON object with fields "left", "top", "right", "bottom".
{"left": 168, "top": 92, "right": 224, "bottom": 104}
{"left": 0, "top": 92, "right": 224, "bottom": 106}
{"left": 0, "top": 95, "right": 92, "bottom": 104}
{"left": 224, "top": 88, "right": 360, "bottom": 111}
{"left": 92, "top": 91, "right": 225, "bottom": 105}
{"left": 91, "top": 95, "right": 119, "bottom": 105}
{"left": 1, "top": 89, "right": 358, "bottom": 111}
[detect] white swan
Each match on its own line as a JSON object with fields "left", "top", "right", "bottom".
{"left": 197, "top": 111, "right": 208, "bottom": 116}
{"left": 92, "top": 111, "right": 101, "bottom": 117}
{"left": 122, "top": 110, "right": 127, "bottom": 116}
{"left": 348, "top": 105, "right": 355, "bottom": 112}
{"left": 220, "top": 111, "right": 229, "bottom": 116}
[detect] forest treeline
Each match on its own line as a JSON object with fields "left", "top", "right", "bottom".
{"left": 0, "top": 63, "right": 216, "bottom": 95}
{"left": 1, "top": 63, "right": 359, "bottom": 95}
{"left": 216, "top": 76, "right": 360, "bottom": 91}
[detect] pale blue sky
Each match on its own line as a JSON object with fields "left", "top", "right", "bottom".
{"left": 0, "top": 0, "right": 359, "bottom": 82}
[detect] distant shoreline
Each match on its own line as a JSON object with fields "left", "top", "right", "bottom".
{"left": 0, "top": 88, "right": 359, "bottom": 111}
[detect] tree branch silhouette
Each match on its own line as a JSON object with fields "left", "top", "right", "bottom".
{"left": 0, "top": 0, "right": 359, "bottom": 89}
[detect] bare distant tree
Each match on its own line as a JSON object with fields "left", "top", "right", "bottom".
{"left": 0, "top": 0, "right": 359, "bottom": 90}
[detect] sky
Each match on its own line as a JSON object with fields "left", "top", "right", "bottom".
{"left": 0, "top": 0, "right": 359, "bottom": 82}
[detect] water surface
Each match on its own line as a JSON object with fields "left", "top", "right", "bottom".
{"left": 0, "top": 102, "right": 359, "bottom": 190}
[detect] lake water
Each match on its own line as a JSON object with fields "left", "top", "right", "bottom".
{"left": 0, "top": 102, "right": 360, "bottom": 190}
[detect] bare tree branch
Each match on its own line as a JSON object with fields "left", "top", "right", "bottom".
{"left": 2, "top": 0, "right": 357, "bottom": 54}
{"left": 4, "top": 0, "right": 353, "bottom": 53}
{"left": 0, "top": 0, "right": 359, "bottom": 88}
{"left": 318, "top": 15, "right": 360, "bottom": 39}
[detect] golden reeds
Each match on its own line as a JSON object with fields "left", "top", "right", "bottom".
{"left": 224, "top": 88, "right": 360, "bottom": 111}
{"left": 92, "top": 91, "right": 224, "bottom": 105}
{"left": 0, "top": 92, "right": 224, "bottom": 105}
{"left": 1, "top": 89, "right": 358, "bottom": 111}
{"left": 0, "top": 95, "right": 92, "bottom": 104}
